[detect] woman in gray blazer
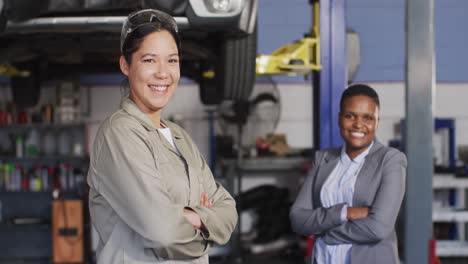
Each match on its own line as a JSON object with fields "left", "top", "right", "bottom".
{"left": 290, "top": 84, "right": 407, "bottom": 264}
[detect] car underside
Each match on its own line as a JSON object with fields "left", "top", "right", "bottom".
{"left": 0, "top": 0, "right": 258, "bottom": 105}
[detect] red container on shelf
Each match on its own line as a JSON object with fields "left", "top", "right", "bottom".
{"left": 0, "top": 111, "right": 7, "bottom": 127}
{"left": 18, "top": 111, "right": 28, "bottom": 124}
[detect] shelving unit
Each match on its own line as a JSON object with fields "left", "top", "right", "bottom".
{"left": 0, "top": 122, "right": 89, "bottom": 263}
{"left": 436, "top": 240, "right": 468, "bottom": 257}
{"left": 0, "top": 192, "right": 52, "bottom": 260}
{"left": 433, "top": 173, "right": 468, "bottom": 257}
{"left": 0, "top": 156, "right": 87, "bottom": 163}
{"left": 1, "top": 123, "right": 86, "bottom": 131}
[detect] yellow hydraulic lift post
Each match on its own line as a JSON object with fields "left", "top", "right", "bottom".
{"left": 255, "top": 1, "right": 321, "bottom": 76}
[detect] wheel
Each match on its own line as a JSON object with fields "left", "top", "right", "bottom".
{"left": 219, "top": 27, "right": 257, "bottom": 101}
{"left": 4, "top": 0, "right": 46, "bottom": 21}
{"left": 0, "top": 0, "right": 6, "bottom": 32}
{"left": 199, "top": 25, "right": 257, "bottom": 105}
{"left": 10, "top": 63, "right": 42, "bottom": 109}
{"left": 199, "top": 77, "right": 223, "bottom": 105}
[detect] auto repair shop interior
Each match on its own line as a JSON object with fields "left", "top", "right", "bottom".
{"left": 0, "top": 0, "right": 467, "bottom": 264}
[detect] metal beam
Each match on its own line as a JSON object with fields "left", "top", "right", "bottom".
{"left": 404, "top": 0, "right": 435, "bottom": 262}
{"left": 314, "top": 0, "right": 346, "bottom": 149}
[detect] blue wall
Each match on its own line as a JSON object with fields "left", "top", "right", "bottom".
{"left": 434, "top": 1, "right": 468, "bottom": 82}
{"left": 258, "top": 0, "right": 468, "bottom": 82}
{"left": 346, "top": 0, "right": 405, "bottom": 82}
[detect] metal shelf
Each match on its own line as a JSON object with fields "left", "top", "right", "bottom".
{"left": 0, "top": 156, "right": 88, "bottom": 163}
{"left": 0, "top": 121, "right": 88, "bottom": 262}
{"left": 1, "top": 122, "right": 86, "bottom": 132}
{"left": 433, "top": 208, "right": 468, "bottom": 222}
{"left": 436, "top": 240, "right": 468, "bottom": 257}
{"left": 433, "top": 174, "right": 468, "bottom": 189}
{"left": 433, "top": 174, "right": 468, "bottom": 259}
{"left": 0, "top": 223, "right": 50, "bottom": 230}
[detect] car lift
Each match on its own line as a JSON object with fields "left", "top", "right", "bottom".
{"left": 0, "top": 65, "right": 30, "bottom": 77}
{"left": 255, "top": 1, "right": 321, "bottom": 76}
{"left": 255, "top": 0, "right": 345, "bottom": 150}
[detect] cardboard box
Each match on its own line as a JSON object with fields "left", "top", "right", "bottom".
{"left": 52, "top": 199, "right": 83, "bottom": 263}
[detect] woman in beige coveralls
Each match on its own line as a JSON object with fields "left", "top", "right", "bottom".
{"left": 87, "top": 9, "right": 238, "bottom": 263}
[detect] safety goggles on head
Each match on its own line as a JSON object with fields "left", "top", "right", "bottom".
{"left": 120, "top": 9, "right": 178, "bottom": 52}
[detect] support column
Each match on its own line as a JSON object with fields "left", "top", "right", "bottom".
{"left": 404, "top": 0, "right": 435, "bottom": 262}
{"left": 314, "top": 0, "right": 346, "bottom": 149}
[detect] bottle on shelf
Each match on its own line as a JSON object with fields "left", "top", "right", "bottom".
{"left": 0, "top": 161, "right": 3, "bottom": 191}
{"left": 17, "top": 111, "right": 28, "bottom": 125}
{"left": 59, "top": 163, "right": 68, "bottom": 192}
{"left": 2, "top": 163, "right": 11, "bottom": 191}
{"left": 41, "top": 166, "right": 49, "bottom": 191}
{"left": 12, "top": 165, "right": 22, "bottom": 192}
{"left": 15, "top": 135, "right": 24, "bottom": 158}
{"left": 42, "top": 103, "right": 54, "bottom": 124}
{"left": 74, "top": 167, "right": 85, "bottom": 196}
{"left": 0, "top": 100, "right": 7, "bottom": 128}
{"left": 57, "top": 130, "right": 71, "bottom": 156}
{"left": 71, "top": 130, "right": 85, "bottom": 158}
{"left": 21, "top": 167, "right": 29, "bottom": 191}
{"left": 25, "top": 129, "right": 39, "bottom": 158}
{"left": 6, "top": 102, "right": 17, "bottom": 125}
{"left": 42, "top": 129, "right": 56, "bottom": 156}
{"left": 66, "top": 163, "right": 75, "bottom": 192}
{"left": 29, "top": 165, "right": 42, "bottom": 192}
{"left": 49, "top": 166, "right": 59, "bottom": 191}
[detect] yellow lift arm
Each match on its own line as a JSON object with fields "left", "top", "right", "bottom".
{"left": 256, "top": 1, "right": 321, "bottom": 76}
{"left": 0, "top": 64, "right": 30, "bottom": 77}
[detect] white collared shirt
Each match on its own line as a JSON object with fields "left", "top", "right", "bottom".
{"left": 315, "top": 141, "right": 374, "bottom": 264}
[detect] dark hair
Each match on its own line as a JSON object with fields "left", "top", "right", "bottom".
{"left": 340, "top": 83, "right": 380, "bottom": 112}
{"left": 121, "top": 10, "right": 181, "bottom": 64}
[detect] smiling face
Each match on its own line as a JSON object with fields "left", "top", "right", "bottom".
{"left": 339, "top": 95, "right": 379, "bottom": 159}
{"left": 120, "top": 30, "right": 180, "bottom": 118}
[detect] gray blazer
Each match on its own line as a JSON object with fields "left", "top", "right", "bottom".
{"left": 290, "top": 141, "right": 407, "bottom": 264}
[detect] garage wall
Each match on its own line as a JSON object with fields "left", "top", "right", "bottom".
{"left": 85, "top": 81, "right": 468, "bottom": 163}
{"left": 86, "top": 82, "right": 314, "bottom": 160}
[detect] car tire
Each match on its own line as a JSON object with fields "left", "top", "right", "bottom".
{"left": 0, "top": 0, "right": 6, "bottom": 32}
{"left": 199, "top": 77, "right": 223, "bottom": 105}
{"left": 220, "top": 28, "right": 257, "bottom": 101}
{"left": 199, "top": 26, "right": 257, "bottom": 105}
{"left": 10, "top": 63, "right": 42, "bottom": 109}
{"left": 4, "top": 0, "right": 46, "bottom": 21}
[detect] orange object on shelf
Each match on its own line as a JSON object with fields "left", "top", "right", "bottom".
{"left": 52, "top": 199, "right": 84, "bottom": 263}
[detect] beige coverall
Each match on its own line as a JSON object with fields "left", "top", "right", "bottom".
{"left": 88, "top": 97, "right": 238, "bottom": 263}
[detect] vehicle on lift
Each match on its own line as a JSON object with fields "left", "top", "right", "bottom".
{"left": 0, "top": 0, "right": 257, "bottom": 105}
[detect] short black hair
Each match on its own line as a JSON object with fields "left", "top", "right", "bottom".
{"left": 340, "top": 83, "right": 380, "bottom": 112}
